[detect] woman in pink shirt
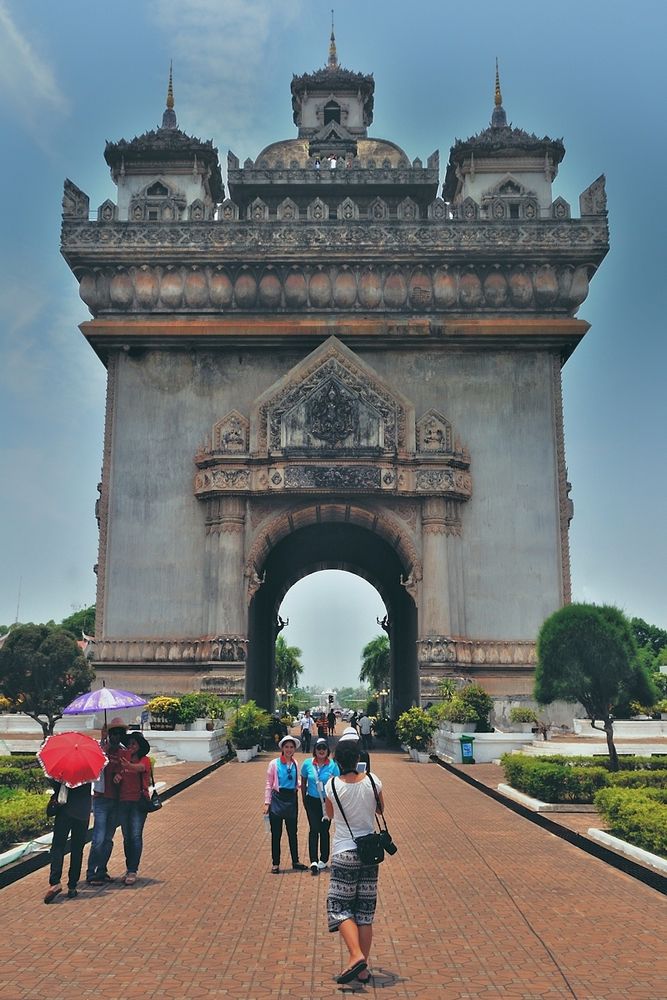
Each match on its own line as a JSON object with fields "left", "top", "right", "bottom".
{"left": 263, "top": 735, "right": 307, "bottom": 874}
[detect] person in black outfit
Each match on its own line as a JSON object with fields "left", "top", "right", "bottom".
{"left": 44, "top": 781, "right": 92, "bottom": 903}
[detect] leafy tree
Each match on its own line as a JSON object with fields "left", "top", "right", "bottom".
{"left": 359, "top": 634, "right": 390, "bottom": 692}
{"left": 630, "top": 617, "right": 667, "bottom": 658}
{"left": 535, "top": 604, "right": 657, "bottom": 770}
{"left": 0, "top": 624, "right": 95, "bottom": 738}
{"left": 59, "top": 605, "right": 96, "bottom": 639}
{"left": 275, "top": 634, "right": 304, "bottom": 691}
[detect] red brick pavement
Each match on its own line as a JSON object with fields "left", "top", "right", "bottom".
{"left": 1, "top": 751, "right": 664, "bottom": 1000}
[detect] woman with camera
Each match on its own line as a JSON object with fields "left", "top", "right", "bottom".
{"left": 301, "top": 737, "right": 340, "bottom": 875}
{"left": 324, "top": 739, "right": 384, "bottom": 985}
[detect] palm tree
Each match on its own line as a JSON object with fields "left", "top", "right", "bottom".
{"left": 360, "top": 634, "right": 390, "bottom": 692}
{"left": 275, "top": 634, "right": 304, "bottom": 690}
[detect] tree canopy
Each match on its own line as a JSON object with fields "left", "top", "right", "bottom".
{"left": 0, "top": 623, "right": 95, "bottom": 738}
{"left": 275, "top": 634, "right": 304, "bottom": 691}
{"left": 359, "top": 634, "right": 390, "bottom": 692}
{"left": 59, "top": 605, "right": 96, "bottom": 639}
{"left": 535, "top": 603, "right": 657, "bottom": 769}
{"left": 630, "top": 616, "right": 667, "bottom": 658}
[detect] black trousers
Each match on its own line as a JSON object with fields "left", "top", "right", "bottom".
{"left": 269, "top": 812, "right": 299, "bottom": 866}
{"left": 49, "top": 811, "right": 88, "bottom": 889}
{"left": 304, "top": 795, "right": 331, "bottom": 864}
{"left": 301, "top": 729, "right": 312, "bottom": 753}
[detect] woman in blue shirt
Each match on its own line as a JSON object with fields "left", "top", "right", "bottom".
{"left": 301, "top": 737, "right": 340, "bottom": 875}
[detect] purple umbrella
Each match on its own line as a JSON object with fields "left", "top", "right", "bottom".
{"left": 63, "top": 682, "right": 147, "bottom": 727}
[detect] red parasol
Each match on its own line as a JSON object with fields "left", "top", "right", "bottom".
{"left": 37, "top": 731, "right": 108, "bottom": 789}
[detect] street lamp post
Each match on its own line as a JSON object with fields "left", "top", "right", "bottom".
{"left": 379, "top": 688, "right": 389, "bottom": 718}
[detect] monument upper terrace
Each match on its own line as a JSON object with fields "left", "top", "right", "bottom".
{"left": 61, "top": 58, "right": 608, "bottom": 359}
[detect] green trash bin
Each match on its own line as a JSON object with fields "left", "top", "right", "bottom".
{"left": 459, "top": 734, "right": 475, "bottom": 764}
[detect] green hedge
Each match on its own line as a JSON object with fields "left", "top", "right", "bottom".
{"left": 501, "top": 755, "right": 667, "bottom": 803}
{"left": 0, "top": 766, "right": 49, "bottom": 793}
{"left": 517, "top": 754, "right": 667, "bottom": 771}
{"left": 0, "top": 754, "right": 39, "bottom": 770}
{"left": 0, "top": 790, "right": 52, "bottom": 852}
{"left": 501, "top": 756, "right": 609, "bottom": 802}
{"left": 594, "top": 787, "right": 667, "bottom": 858}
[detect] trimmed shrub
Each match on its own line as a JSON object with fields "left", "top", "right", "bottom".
{"left": 0, "top": 754, "right": 39, "bottom": 770}
{"left": 0, "top": 766, "right": 49, "bottom": 793}
{"left": 607, "top": 769, "right": 667, "bottom": 789}
{"left": 594, "top": 787, "right": 667, "bottom": 858}
{"left": 501, "top": 755, "right": 608, "bottom": 802}
{"left": 0, "top": 790, "right": 52, "bottom": 852}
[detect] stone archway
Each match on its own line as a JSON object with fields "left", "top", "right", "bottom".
{"left": 246, "top": 519, "right": 418, "bottom": 716}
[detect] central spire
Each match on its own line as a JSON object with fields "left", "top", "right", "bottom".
{"left": 328, "top": 9, "right": 338, "bottom": 69}
{"left": 491, "top": 58, "right": 507, "bottom": 128}
{"left": 162, "top": 61, "right": 177, "bottom": 129}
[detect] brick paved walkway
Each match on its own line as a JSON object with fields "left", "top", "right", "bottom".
{"left": 1, "top": 751, "right": 664, "bottom": 1000}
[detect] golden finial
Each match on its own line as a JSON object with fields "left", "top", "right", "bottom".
{"left": 328, "top": 9, "right": 338, "bottom": 68}
{"left": 167, "top": 61, "right": 174, "bottom": 110}
{"left": 494, "top": 58, "right": 502, "bottom": 108}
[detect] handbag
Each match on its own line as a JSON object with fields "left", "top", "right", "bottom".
{"left": 331, "top": 773, "right": 397, "bottom": 866}
{"left": 138, "top": 764, "right": 162, "bottom": 814}
{"left": 270, "top": 788, "right": 297, "bottom": 820}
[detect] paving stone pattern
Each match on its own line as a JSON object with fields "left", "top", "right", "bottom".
{"left": 0, "top": 751, "right": 664, "bottom": 999}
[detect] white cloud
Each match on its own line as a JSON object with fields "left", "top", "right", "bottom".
{"left": 0, "top": 0, "right": 69, "bottom": 137}
{"left": 148, "top": 0, "right": 303, "bottom": 158}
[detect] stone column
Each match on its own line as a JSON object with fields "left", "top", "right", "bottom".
{"left": 420, "top": 497, "right": 452, "bottom": 637}
{"left": 205, "top": 497, "right": 246, "bottom": 637}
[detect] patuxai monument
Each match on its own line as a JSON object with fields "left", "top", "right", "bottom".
{"left": 61, "top": 34, "right": 608, "bottom": 715}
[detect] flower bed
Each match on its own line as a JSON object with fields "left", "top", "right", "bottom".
{"left": 594, "top": 787, "right": 667, "bottom": 859}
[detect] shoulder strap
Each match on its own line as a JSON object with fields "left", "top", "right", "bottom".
{"left": 330, "top": 777, "right": 355, "bottom": 839}
{"left": 366, "top": 773, "right": 390, "bottom": 834}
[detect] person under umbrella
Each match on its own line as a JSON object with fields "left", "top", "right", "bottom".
{"left": 37, "top": 732, "right": 107, "bottom": 904}
{"left": 85, "top": 717, "right": 128, "bottom": 886}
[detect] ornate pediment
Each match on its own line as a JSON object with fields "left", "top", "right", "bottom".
{"left": 252, "top": 336, "right": 413, "bottom": 455}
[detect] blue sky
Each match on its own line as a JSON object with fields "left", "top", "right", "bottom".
{"left": 1, "top": 0, "right": 665, "bottom": 688}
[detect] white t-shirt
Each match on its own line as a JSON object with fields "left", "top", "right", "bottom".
{"left": 325, "top": 773, "right": 383, "bottom": 855}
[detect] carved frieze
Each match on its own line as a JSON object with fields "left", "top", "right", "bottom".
{"left": 283, "top": 465, "right": 382, "bottom": 490}
{"left": 93, "top": 635, "right": 248, "bottom": 664}
{"left": 417, "top": 637, "right": 537, "bottom": 666}
{"left": 416, "top": 469, "right": 472, "bottom": 497}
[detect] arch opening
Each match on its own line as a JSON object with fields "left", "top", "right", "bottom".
{"left": 247, "top": 521, "right": 418, "bottom": 717}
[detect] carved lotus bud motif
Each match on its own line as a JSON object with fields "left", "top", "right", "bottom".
{"left": 184, "top": 268, "right": 208, "bottom": 308}
{"left": 110, "top": 270, "right": 133, "bottom": 308}
{"left": 160, "top": 268, "right": 184, "bottom": 308}
{"left": 133, "top": 267, "right": 158, "bottom": 308}
{"left": 433, "top": 268, "right": 457, "bottom": 308}
{"left": 483, "top": 271, "right": 508, "bottom": 308}
{"left": 509, "top": 269, "right": 533, "bottom": 307}
{"left": 383, "top": 270, "right": 408, "bottom": 309}
{"left": 234, "top": 270, "right": 257, "bottom": 308}
{"left": 259, "top": 271, "right": 282, "bottom": 308}
{"left": 459, "top": 271, "right": 482, "bottom": 308}
{"left": 309, "top": 271, "right": 332, "bottom": 308}
{"left": 210, "top": 269, "right": 233, "bottom": 308}
{"left": 409, "top": 269, "right": 433, "bottom": 309}
{"left": 534, "top": 265, "right": 559, "bottom": 306}
{"left": 333, "top": 269, "right": 357, "bottom": 308}
{"left": 568, "top": 267, "right": 589, "bottom": 308}
{"left": 79, "top": 271, "right": 98, "bottom": 310}
{"left": 358, "top": 268, "right": 382, "bottom": 308}
{"left": 284, "top": 270, "right": 308, "bottom": 308}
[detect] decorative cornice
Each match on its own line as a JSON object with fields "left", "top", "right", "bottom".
{"left": 417, "top": 636, "right": 537, "bottom": 666}
{"left": 93, "top": 635, "right": 248, "bottom": 664}
{"left": 72, "top": 261, "right": 598, "bottom": 318}
{"left": 62, "top": 218, "right": 608, "bottom": 268}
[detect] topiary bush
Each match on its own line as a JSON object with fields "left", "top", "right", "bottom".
{"left": 0, "top": 766, "right": 49, "bottom": 793}
{"left": 594, "top": 786, "right": 667, "bottom": 858}
{"left": 0, "top": 790, "right": 52, "bottom": 851}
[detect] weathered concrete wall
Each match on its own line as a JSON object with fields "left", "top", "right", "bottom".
{"left": 104, "top": 342, "right": 560, "bottom": 643}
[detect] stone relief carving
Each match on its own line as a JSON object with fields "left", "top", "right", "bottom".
{"left": 62, "top": 179, "right": 89, "bottom": 219}
{"left": 416, "top": 469, "right": 472, "bottom": 496}
{"left": 417, "top": 410, "right": 452, "bottom": 453}
{"left": 284, "top": 466, "right": 382, "bottom": 490}
{"left": 579, "top": 175, "right": 607, "bottom": 217}
{"left": 209, "top": 410, "right": 249, "bottom": 454}
{"left": 307, "top": 379, "right": 357, "bottom": 446}
{"left": 93, "top": 635, "right": 248, "bottom": 664}
{"left": 551, "top": 196, "right": 571, "bottom": 220}
{"left": 417, "top": 637, "right": 537, "bottom": 666}
{"left": 248, "top": 197, "right": 269, "bottom": 221}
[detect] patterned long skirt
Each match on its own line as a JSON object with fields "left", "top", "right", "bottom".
{"left": 326, "top": 849, "right": 379, "bottom": 931}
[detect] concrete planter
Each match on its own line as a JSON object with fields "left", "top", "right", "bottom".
{"left": 236, "top": 748, "right": 254, "bottom": 762}
{"left": 144, "top": 728, "right": 227, "bottom": 762}
{"left": 417, "top": 752, "right": 431, "bottom": 763}
{"left": 434, "top": 727, "right": 534, "bottom": 763}
{"left": 450, "top": 722, "right": 477, "bottom": 733}
{"left": 186, "top": 719, "right": 208, "bottom": 731}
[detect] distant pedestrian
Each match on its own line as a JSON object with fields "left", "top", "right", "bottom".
{"left": 44, "top": 781, "right": 92, "bottom": 903}
{"left": 299, "top": 710, "right": 316, "bottom": 753}
{"left": 301, "top": 738, "right": 340, "bottom": 875}
{"left": 358, "top": 713, "right": 373, "bottom": 751}
{"left": 327, "top": 709, "right": 336, "bottom": 736}
{"left": 264, "top": 736, "right": 307, "bottom": 874}
{"left": 348, "top": 711, "right": 359, "bottom": 734}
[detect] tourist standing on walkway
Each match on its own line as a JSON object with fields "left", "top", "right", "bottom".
{"left": 299, "top": 710, "right": 316, "bottom": 753}
{"left": 301, "top": 737, "right": 340, "bottom": 875}
{"left": 358, "top": 713, "right": 373, "bottom": 751}
{"left": 339, "top": 726, "right": 371, "bottom": 772}
{"left": 44, "top": 781, "right": 92, "bottom": 903}
{"left": 264, "top": 735, "right": 307, "bottom": 874}
{"left": 86, "top": 717, "right": 127, "bottom": 885}
{"left": 117, "top": 731, "right": 151, "bottom": 885}
{"left": 327, "top": 709, "right": 336, "bottom": 736}
{"left": 324, "top": 739, "right": 384, "bottom": 985}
